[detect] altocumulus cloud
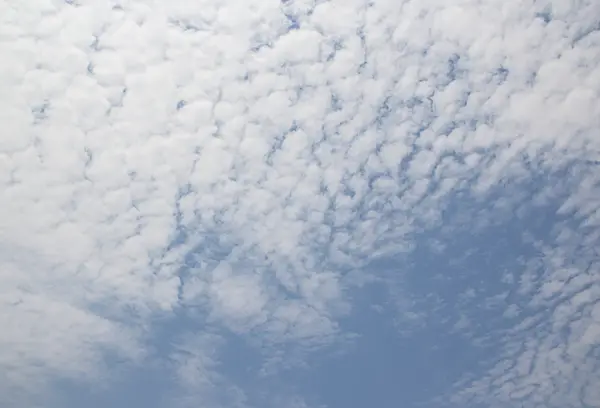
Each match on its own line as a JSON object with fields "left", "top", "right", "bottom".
{"left": 0, "top": 0, "right": 599, "bottom": 407}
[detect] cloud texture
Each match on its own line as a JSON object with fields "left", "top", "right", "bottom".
{"left": 0, "top": 0, "right": 598, "bottom": 406}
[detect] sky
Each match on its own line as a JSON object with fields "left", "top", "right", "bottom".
{"left": 0, "top": 0, "right": 599, "bottom": 407}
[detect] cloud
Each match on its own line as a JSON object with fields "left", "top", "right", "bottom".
{"left": 0, "top": 0, "right": 598, "bottom": 406}
{"left": 166, "top": 332, "right": 251, "bottom": 408}
{"left": 445, "top": 229, "right": 600, "bottom": 408}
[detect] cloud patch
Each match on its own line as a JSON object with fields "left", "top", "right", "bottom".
{"left": 0, "top": 0, "right": 599, "bottom": 406}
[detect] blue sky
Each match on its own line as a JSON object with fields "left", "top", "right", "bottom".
{"left": 1, "top": 0, "right": 599, "bottom": 407}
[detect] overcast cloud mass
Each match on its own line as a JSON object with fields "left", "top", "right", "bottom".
{"left": 1, "top": 0, "right": 599, "bottom": 407}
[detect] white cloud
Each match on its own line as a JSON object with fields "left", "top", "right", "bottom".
{"left": 167, "top": 332, "right": 251, "bottom": 408}
{"left": 0, "top": 0, "right": 598, "bottom": 406}
{"left": 449, "top": 236, "right": 600, "bottom": 408}
{"left": 208, "top": 262, "right": 269, "bottom": 330}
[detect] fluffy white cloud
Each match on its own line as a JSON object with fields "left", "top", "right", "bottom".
{"left": 0, "top": 0, "right": 598, "bottom": 406}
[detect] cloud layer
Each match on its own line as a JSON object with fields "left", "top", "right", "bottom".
{"left": 1, "top": 0, "right": 599, "bottom": 406}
